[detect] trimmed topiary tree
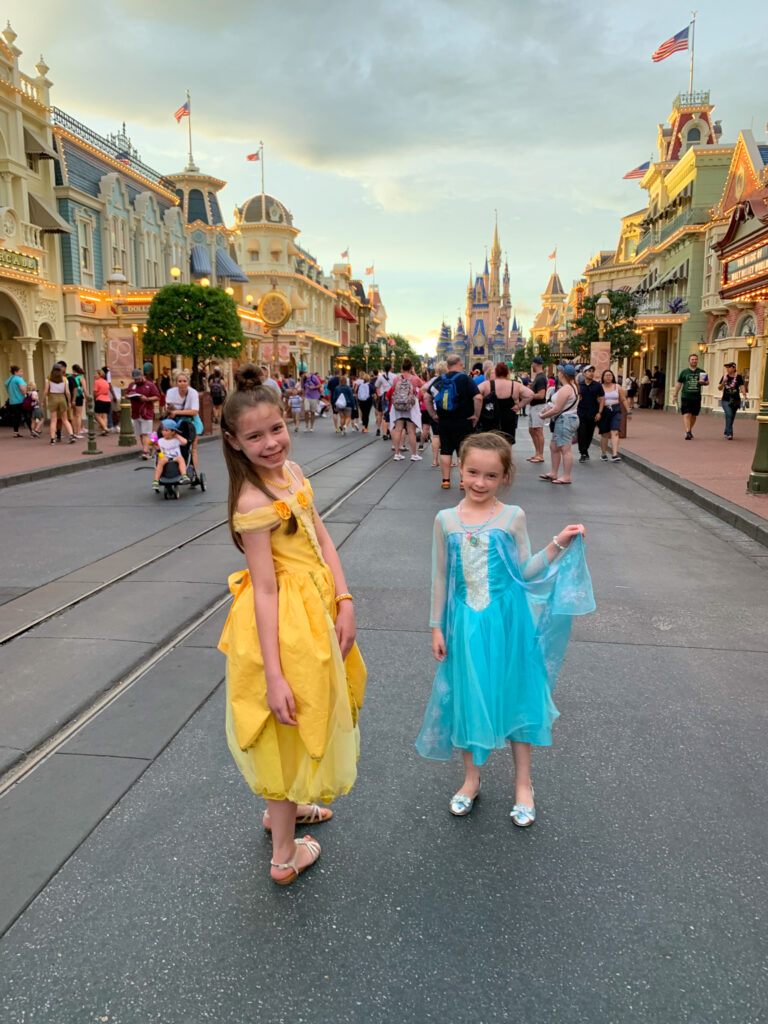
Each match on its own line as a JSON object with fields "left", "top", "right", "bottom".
{"left": 142, "top": 284, "right": 245, "bottom": 388}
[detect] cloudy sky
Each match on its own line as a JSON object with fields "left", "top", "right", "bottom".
{"left": 8, "top": 0, "right": 768, "bottom": 348}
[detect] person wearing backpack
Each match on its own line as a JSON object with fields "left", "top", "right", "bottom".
{"left": 388, "top": 358, "right": 422, "bottom": 461}
{"left": 423, "top": 353, "right": 482, "bottom": 489}
{"left": 68, "top": 364, "right": 88, "bottom": 436}
{"left": 207, "top": 367, "right": 227, "bottom": 425}
{"left": 477, "top": 362, "right": 533, "bottom": 443}
{"left": 374, "top": 364, "right": 396, "bottom": 440}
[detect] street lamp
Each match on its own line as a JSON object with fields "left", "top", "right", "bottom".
{"left": 363, "top": 342, "right": 370, "bottom": 371}
{"left": 170, "top": 265, "right": 181, "bottom": 282}
{"left": 200, "top": 277, "right": 210, "bottom": 288}
{"left": 745, "top": 331, "right": 757, "bottom": 348}
{"left": 225, "top": 286, "right": 235, "bottom": 296}
{"left": 295, "top": 327, "right": 307, "bottom": 373}
{"left": 698, "top": 337, "right": 708, "bottom": 354}
{"left": 595, "top": 292, "right": 611, "bottom": 341}
{"left": 106, "top": 266, "right": 136, "bottom": 448}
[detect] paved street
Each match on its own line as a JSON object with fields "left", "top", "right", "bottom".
{"left": 1, "top": 424, "right": 767, "bottom": 1024}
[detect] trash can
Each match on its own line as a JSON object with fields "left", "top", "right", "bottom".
{"left": 198, "top": 390, "right": 214, "bottom": 435}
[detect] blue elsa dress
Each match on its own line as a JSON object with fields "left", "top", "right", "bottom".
{"left": 415, "top": 503, "right": 595, "bottom": 766}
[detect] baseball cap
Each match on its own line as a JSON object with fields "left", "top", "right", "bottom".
{"left": 143, "top": 362, "right": 154, "bottom": 375}
{"left": 131, "top": 369, "right": 142, "bottom": 379}
{"left": 531, "top": 356, "right": 543, "bottom": 365}
{"left": 160, "top": 418, "right": 179, "bottom": 431}
{"left": 558, "top": 364, "right": 577, "bottom": 377}
{"left": 583, "top": 364, "right": 595, "bottom": 372}
{"left": 724, "top": 361, "right": 736, "bottom": 368}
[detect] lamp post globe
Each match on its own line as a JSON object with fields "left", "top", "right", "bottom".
{"left": 595, "top": 292, "right": 611, "bottom": 342}
{"left": 105, "top": 266, "right": 136, "bottom": 448}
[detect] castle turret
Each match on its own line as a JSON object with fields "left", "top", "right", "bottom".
{"left": 489, "top": 215, "right": 501, "bottom": 300}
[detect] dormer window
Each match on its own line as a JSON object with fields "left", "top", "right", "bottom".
{"left": 683, "top": 125, "right": 702, "bottom": 152}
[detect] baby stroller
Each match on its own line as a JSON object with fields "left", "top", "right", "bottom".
{"left": 155, "top": 417, "right": 206, "bottom": 499}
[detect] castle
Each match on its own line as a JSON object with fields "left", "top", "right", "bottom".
{"left": 436, "top": 219, "right": 523, "bottom": 364}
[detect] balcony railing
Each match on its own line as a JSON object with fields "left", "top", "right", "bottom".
{"left": 636, "top": 232, "right": 654, "bottom": 255}
{"left": 20, "top": 221, "right": 43, "bottom": 249}
{"left": 674, "top": 90, "right": 710, "bottom": 110}
{"left": 52, "top": 108, "right": 165, "bottom": 185}
{"left": 657, "top": 207, "right": 708, "bottom": 244}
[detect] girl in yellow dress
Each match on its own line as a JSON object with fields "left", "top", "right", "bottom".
{"left": 218, "top": 365, "right": 366, "bottom": 885}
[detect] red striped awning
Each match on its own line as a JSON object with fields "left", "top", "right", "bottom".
{"left": 334, "top": 304, "right": 356, "bottom": 323}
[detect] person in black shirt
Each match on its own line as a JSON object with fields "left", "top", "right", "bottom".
{"left": 576, "top": 365, "right": 605, "bottom": 463}
{"left": 526, "top": 356, "right": 548, "bottom": 462}
{"left": 423, "top": 353, "right": 481, "bottom": 489}
{"left": 717, "top": 361, "right": 747, "bottom": 440}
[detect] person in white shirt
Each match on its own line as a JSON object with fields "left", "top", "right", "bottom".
{"left": 165, "top": 371, "right": 201, "bottom": 470}
{"left": 375, "top": 364, "right": 396, "bottom": 439}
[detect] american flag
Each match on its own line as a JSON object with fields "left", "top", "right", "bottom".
{"left": 174, "top": 101, "right": 190, "bottom": 123}
{"left": 651, "top": 26, "right": 689, "bottom": 63}
{"left": 623, "top": 160, "right": 651, "bottom": 180}
{"left": 548, "top": 248, "right": 557, "bottom": 260}
{"left": 246, "top": 152, "right": 260, "bottom": 162}
{"left": 365, "top": 266, "right": 374, "bottom": 276}
{"left": 341, "top": 249, "right": 349, "bottom": 259}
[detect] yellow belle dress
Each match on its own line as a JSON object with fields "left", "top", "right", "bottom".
{"left": 218, "top": 475, "right": 366, "bottom": 805}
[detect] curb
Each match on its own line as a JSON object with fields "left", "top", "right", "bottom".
{"left": 610, "top": 444, "right": 768, "bottom": 549}
{"left": 0, "top": 434, "right": 221, "bottom": 490}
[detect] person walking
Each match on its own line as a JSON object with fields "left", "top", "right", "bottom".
{"left": 126, "top": 367, "right": 162, "bottom": 459}
{"left": 415, "top": 432, "right": 593, "bottom": 825}
{"left": 207, "top": 366, "right": 227, "bottom": 425}
{"left": 649, "top": 366, "right": 666, "bottom": 410}
{"left": 375, "top": 364, "right": 396, "bottom": 440}
{"left": 165, "top": 370, "right": 201, "bottom": 469}
{"left": 424, "top": 361, "right": 447, "bottom": 467}
{"left": 672, "top": 353, "right": 709, "bottom": 440}
{"left": 356, "top": 373, "right": 373, "bottom": 432}
{"left": 42, "top": 365, "right": 76, "bottom": 444}
{"left": 624, "top": 372, "right": 638, "bottom": 413}
{"left": 68, "top": 364, "right": 88, "bottom": 435}
{"left": 597, "top": 369, "right": 630, "bottom": 461}
{"left": 576, "top": 364, "right": 605, "bottom": 464}
{"left": 301, "top": 370, "right": 322, "bottom": 431}
{"left": 526, "top": 355, "right": 548, "bottom": 463}
{"left": 389, "top": 358, "right": 422, "bottom": 462}
{"left": 92, "top": 368, "right": 113, "bottom": 435}
{"left": 218, "top": 364, "right": 366, "bottom": 884}
{"left": 717, "top": 361, "right": 747, "bottom": 440}
{"left": 333, "top": 375, "right": 355, "bottom": 434}
{"left": 4, "top": 365, "right": 29, "bottom": 438}
{"left": 423, "top": 353, "right": 481, "bottom": 489}
{"left": 539, "top": 364, "right": 580, "bottom": 483}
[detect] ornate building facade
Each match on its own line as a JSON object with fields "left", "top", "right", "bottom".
{"left": 437, "top": 220, "right": 522, "bottom": 364}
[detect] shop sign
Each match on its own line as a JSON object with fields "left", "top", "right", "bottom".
{"left": 0, "top": 247, "right": 39, "bottom": 276}
{"left": 106, "top": 328, "right": 136, "bottom": 390}
{"left": 80, "top": 300, "right": 96, "bottom": 314}
{"left": 725, "top": 243, "right": 768, "bottom": 286}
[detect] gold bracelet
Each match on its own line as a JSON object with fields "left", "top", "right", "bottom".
{"left": 334, "top": 593, "right": 354, "bottom": 605}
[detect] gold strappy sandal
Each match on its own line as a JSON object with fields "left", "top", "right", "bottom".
{"left": 270, "top": 836, "right": 321, "bottom": 885}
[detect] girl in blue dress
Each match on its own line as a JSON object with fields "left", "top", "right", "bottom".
{"left": 416, "top": 432, "right": 594, "bottom": 826}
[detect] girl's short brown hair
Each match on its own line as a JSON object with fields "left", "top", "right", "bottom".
{"left": 458, "top": 431, "right": 515, "bottom": 484}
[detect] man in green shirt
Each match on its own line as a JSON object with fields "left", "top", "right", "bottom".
{"left": 672, "top": 353, "right": 709, "bottom": 439}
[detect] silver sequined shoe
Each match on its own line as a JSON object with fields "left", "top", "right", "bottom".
{"left": 510, "top": 786, "right": 535, "bottom": 828}
{"left": 449, "top": 781, "right": 480, "bottom": 817}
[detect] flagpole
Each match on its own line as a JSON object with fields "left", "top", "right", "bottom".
{"left": 185, "top": 89, "right": 197, "bottom": 172}
{"left": 688, "top": 12, "right": 696, "bottom": 94}
{"left": 260, "top": 141, "right": 265, "bottom": 221}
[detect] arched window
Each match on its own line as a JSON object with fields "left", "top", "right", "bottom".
{"left": 738, "top": 315, "right": 757, "bottom": 337}
{"left": 187, "top": 189, "right": 208, "bottom": 224}
{"left": 713, "top": 321, "right": 728, "bottom": 341}
{"left": 686, "top": 127, "right": 701, "bottom": 143}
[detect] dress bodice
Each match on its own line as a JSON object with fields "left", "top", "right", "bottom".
{"left": 231, "top": 471, "right": 324, "bottom": 575}
{"left": 430, "top": 504, "right": 550, "bottom": 627}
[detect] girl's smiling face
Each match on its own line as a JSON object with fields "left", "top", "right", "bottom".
{"left": 226, "top": 402, "right": 290, "bottom": 472}
{"left": 460, "top": 448, "right": 507, "bottom": 503}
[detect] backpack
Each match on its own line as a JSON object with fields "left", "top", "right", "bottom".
{"left": 432, "top": 373, "right": 458, "bottom": 413}
{"left": 209, "top": 378, "right": 225, "bottom": 398}
{"left": 392, "top": 374, "right": 416, "bottom": 412}
{"left": 479, "top": 380, "right": 498, "bottom": 429}
{"left": 335, "top": 391, "right": 347, "bottom": 409}
{"left": 75, "top": 375, "right": 84, "bottom": 399}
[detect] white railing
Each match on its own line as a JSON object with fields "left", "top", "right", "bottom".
{"left": 20, "top": 220, "right": 43, "bottom": 249}
{"left": 19, "top": 73, "right": 44, "bottom": 103}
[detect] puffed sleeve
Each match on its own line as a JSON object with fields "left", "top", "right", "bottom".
{"left": 429, "top": 512, "right": 447, "bottom": 628}
{"left": 232, "top": 506, "right": 279, "bottom": 534}
{"left": 507, "top": 507, "right": 550, "bottom": 581}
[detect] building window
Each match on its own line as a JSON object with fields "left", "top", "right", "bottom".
{"left": 713, "top": 321, "right": 728, "bottom": 341}
{"left": 26, "top": 154, "right": 39, "bottom": 173}
{"left": 78, "top": 218, "right": 94, "bottom": 286}
{"left": 738, "top": 315, "right": 757, "bottom": 338}
{"left": 248, "top": 249, "right": 259, "bottom": 262}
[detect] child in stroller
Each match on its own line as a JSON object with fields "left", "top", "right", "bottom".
{"left": 152, "top": 417, "right": 206, "bottom": 498}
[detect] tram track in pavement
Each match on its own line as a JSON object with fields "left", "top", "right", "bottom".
{"left": 0, "top": 434, "right": 382, "bottom": 647}
{"left": 0, "top": 437, "right": 401, "bottom": 799}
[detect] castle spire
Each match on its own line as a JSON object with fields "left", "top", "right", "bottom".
{"left": 492, "top": 210, "right": 501, "bottom": 259}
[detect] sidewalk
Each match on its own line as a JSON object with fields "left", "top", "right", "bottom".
{"left": 0, "top": 424, "right": 220, "bottom": 486}
{"left": 615, "top": 406, "right": 767, "bottom": 528}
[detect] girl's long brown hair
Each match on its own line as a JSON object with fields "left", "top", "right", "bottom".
{"left": 221, "top": 363, "right": 297, "bottom": 551}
